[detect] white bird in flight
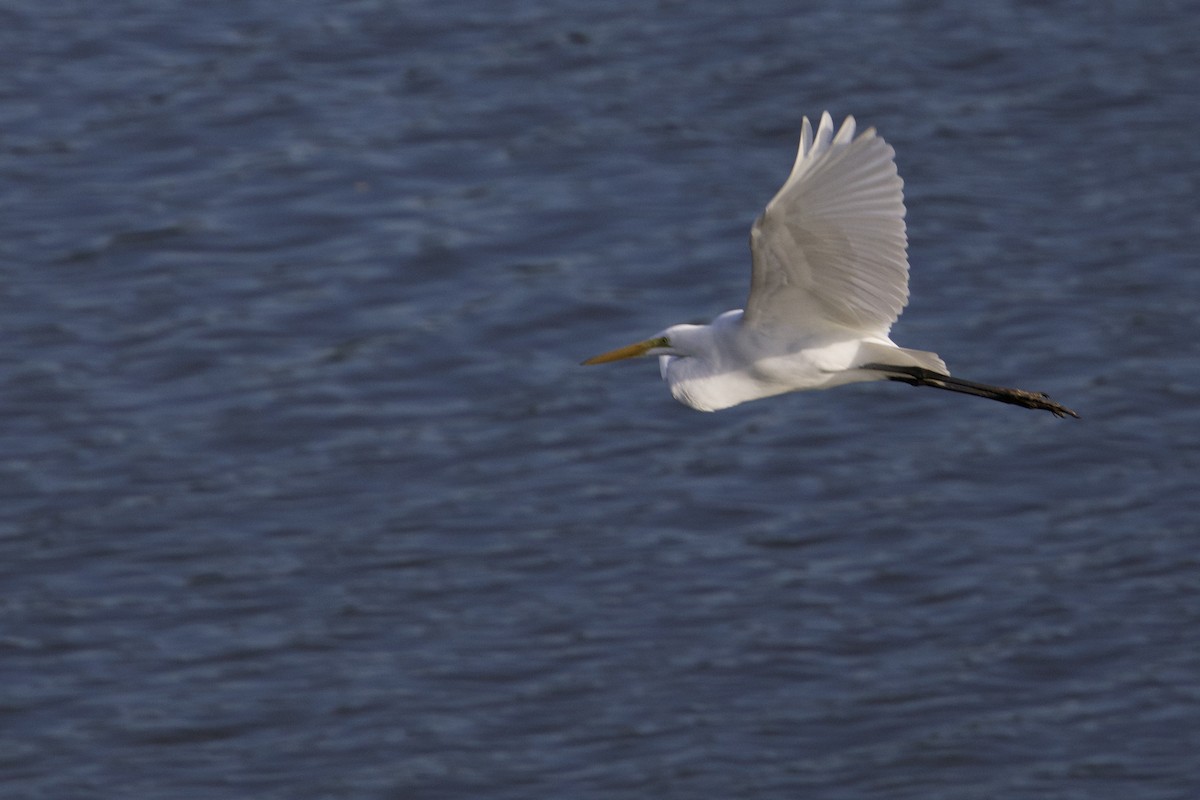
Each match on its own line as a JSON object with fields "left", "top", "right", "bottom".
{"left": 583, "top": 112, "right": 1078, "bottom": 419}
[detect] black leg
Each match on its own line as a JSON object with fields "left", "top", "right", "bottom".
{"left": 860, "top": 364, "right": 1079, "bottom": 419}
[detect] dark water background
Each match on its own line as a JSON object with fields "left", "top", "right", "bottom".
{"left": 3, "top": 1, "right": 1199, "bottom": 798}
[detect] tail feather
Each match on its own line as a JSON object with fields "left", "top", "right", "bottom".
{"left": 856, "top": 341, "right": 948, "bottom": 375}
{"left": 861, "top": 363, "right": 1079, "bottom": 419}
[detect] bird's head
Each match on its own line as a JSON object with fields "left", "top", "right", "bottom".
{"left": 581, "top": 324, "right": 704, "bottom": 365}
{"left": 580, "top": 334, "right": 672, "bottom": 365}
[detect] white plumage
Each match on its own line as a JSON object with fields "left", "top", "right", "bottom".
{"left": 584, "top": 113, "right": 1077, "bottom": 419}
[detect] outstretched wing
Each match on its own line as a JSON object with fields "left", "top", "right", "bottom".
{"left": 745, "top": 112, "right": 909, "bottom": 336}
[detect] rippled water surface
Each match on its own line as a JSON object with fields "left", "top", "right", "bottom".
{"left": 3, "top": 1, "right": 1198, "bottom": 798}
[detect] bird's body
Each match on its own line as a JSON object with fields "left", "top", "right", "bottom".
{"left": 655, "top": 309, "right": 928, "bottom": 412}
{"left": 584, "top": 112, "right": 1077, "bottom": 419}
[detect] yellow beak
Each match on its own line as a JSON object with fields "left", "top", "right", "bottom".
{"left": 581, "top": 336, "right": 668, "bottom": 365}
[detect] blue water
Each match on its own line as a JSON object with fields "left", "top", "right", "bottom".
{"left": 3, "top": 1, "right": 1198, "bottom": 798}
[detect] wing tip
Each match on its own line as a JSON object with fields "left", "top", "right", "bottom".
{"left": 798, "top": 116, "right": 814, "bottom": 160}
{"left": 796, "top": 112, "right": 866, "bottom": 163}
{"left": 832, "top": 112, "right": 855, "bottom": 145}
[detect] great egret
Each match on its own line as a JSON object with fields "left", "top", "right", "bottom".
{"left": 583, "top": 112, "right": 1078, "bottom": 419}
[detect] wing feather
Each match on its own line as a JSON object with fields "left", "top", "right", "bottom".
{"left": 746, "top": 112, "right": 909, "bottom": 335}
